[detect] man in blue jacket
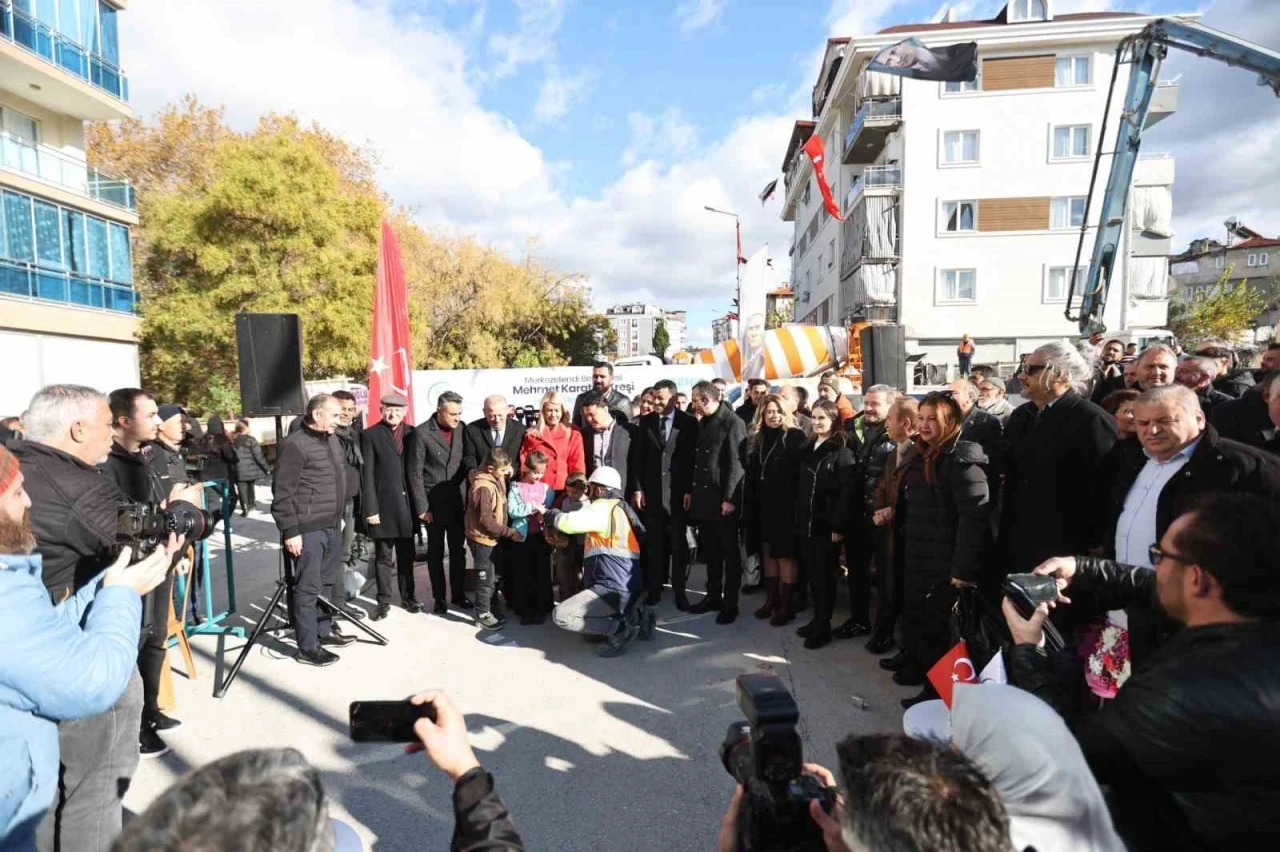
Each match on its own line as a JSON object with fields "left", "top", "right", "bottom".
{"left": 0, "top": 445, "right": 175, "bottom": 851}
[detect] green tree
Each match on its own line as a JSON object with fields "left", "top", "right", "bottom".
{"left": 652, "top": 317, "right": 670, "bottom": 360}
{"left": 1172, "top": 278, "right": 1267, "bottom": 343}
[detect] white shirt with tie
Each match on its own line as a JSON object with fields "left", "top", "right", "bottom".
{"left": 593, "top": 419, "right": 616, "bottom": 470}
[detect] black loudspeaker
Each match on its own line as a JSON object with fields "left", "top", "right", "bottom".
{"left": 236, "top": 313, "right": 305, "bottom": 417}
{"left": 860, "top": 324, "right": 907, "bottom": 392}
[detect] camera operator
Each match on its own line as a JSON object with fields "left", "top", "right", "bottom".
{"left": 100, "top": 389, "right": 199, "bottom": 758}
{"left": 716, "top": 733, "right": 1012, "bottom": 852}
{"left": 272, "top": 394, "right": 353, "bottom": 667}
{"left": 1003, "top": 492, "right": 1280, "bottom": 851}
{"left": 10, "top": 385, "right": 182, "bottom": 852}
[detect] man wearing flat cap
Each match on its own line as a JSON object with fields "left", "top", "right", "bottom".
{"left": 360, "top": 393, "right": 419, "bottom": 620}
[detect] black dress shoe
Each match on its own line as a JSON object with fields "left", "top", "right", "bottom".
{"left": 295, "top": 646, "right": 339, "bottom": 666}
{"left": 795, "top": 619, "right": 818, "bottom": 638}
{"left": 403, "top": 598, "right": 423, "bottom": 614}
{"left": 879, "top": 650, "right": 909, "bottom": 671}
{"left": 803, "top": 626, "right": 833, "bottom": 650}
{"left": 319, "top": 630, "right": 356, "bottom": 647}
{"left": 740, "top": 582, "right": 762, "bottom": 595}
{"left": 433, "top": 599, "right": 448, "bottom": 615}
{"left": 688, "top": 596, "right": 723, "bottom": 614}
{"left": 372, "top": 603, "right": 390, "bottom": 621}
{"left": 715, "top": 606, "right": 739, "bottom": 625}
{"left": 147, "top": 711, "right": 181, "bottom": 731}
{"left": 865, "top": 633, "right": 896, "bottom": 654}
{"left": 452, "top": 596, "right": 475, "bottom": 610}
{"left": 338, "top": 603, "right": 366, "bottom": 621}
{"left": 674, "top": 594, "right": 691, "bottom": 612}
{"left": 832, "top": 617, "right": 870, "bottom": 639}
{"left": 892, "top": 667, "right": 925, "bottom": 686}
{"left": 140, "top": 725, "right": 170, "bottom": 759}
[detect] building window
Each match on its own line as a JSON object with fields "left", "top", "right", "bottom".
{"left": 937, "top": 268, "right": 977, "bottom": 304}
{"left": 1248, "top": 253, "right": 1258, "bottom": 267}
{"left": 1262, "top": 252, "right": 1270, "bottom": 266}
{"left": 818, "top": 251, "right": 824, "bottom": 273}
{"left": 941, "top": 130, "right": 980, "bottom": 165}
{"left": 942, "top": 200, "right": 977, "bottom": 232}
{"left": 1215, "top": 255, "right": 1225, "bottom": 269}
{"left": 1007, "top": 0, "right": 1048, "bottom": 22}
{"left": 944, "top": 78, "right": 979, "bottom": 94}
{"left": 1050, "top": 196, "right": 1087, "bottom": 230}
{"left": 1056, "top": 56, "right": 1092, "bottom": 87}
{"left": 1051, "top": 125, "right": 1090, "bottom": 159}
{"left": 828, "top": 238, "right": 835, "bottom": 268}
{"left": 803, "top": 183, "right": 811, "bottom": 206}
{"left": 1045, "top": 266, "right": 1085, "bottom": 303}
{"left": 1183, "top": 286, "right": 1193, "bottom": 301}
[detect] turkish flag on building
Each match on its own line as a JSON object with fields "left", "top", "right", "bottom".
{"left": 802, "top": 134, "right": 843, "bottom": 222}
{"left": 927, "top": 640, "right": 978, "bottom": 708}
{"left": 368, "top": 220, "right": 414, "bottom": 425}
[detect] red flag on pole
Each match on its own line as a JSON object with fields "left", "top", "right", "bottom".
{"left": 736, "top": 219, "right": 747, "bottom": 265}
{"left": 368, "top": 220, "right": 415, "bottom": 426}
{"left": 802, "top": 134, "right": 843, "bottom": 222}
{"left": 927, "top": 641, "right": 979, "bottom": 708}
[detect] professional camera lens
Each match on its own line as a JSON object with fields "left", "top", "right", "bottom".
{"left": 164, "top": 500, "right": 217, "bottom": 545}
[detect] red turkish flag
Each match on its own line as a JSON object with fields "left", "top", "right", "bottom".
{"left": 927, "top": 641, "right": 978, "bottom": 708}
{"left": 802, "top": 134, "right": 843, "bottom": 222}
{"left": 368, "top": 220, "right": 414, "bottom": 425}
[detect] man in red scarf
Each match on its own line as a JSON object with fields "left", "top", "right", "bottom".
{"left": 361, "top": 394, "right": 419, "bottom": 620}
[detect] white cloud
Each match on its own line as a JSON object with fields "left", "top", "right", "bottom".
{"left": 486, "top": 0, "right": 566, "bottom": 81}
{"left": 533, "top": 66, "right": 593, "bottom": 125}
{"left": 674, "top": 0, "right": 726, "bottom": 36}
{"left": 621, "top": 108, "right": 700, "bottom": 167}
{"left": 750, "top": 82, "right": 788, "bottom": 105}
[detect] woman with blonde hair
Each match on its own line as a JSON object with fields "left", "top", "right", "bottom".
{"left": 743, "top": 393, "right": 807, "bottom": 625}
{"left": 519, "top": 391, "right": 585, "bottom": 493}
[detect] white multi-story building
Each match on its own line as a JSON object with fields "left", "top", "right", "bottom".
{"left": 711, "top": 312, "right": 737, "bottom": 345}
{"left": 1, "top": 0, "right": 139, "bottom": 414}
{"left": 780, "top": 1, "right": 1181, "bottom": 369}
{"left": 605, "top": 303, "right": 686, "bottom": 360}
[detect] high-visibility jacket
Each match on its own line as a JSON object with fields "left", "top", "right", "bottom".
{"left": 552, "top": 498, "right": 640, "bottom": 594}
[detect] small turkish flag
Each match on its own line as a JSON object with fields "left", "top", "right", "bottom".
{"left": 802, "top": 134, "right": 843, "bottom": 222}
{"left": 927, "top": 641, "right": 978, "bottom": 708}
{"left": 368, "top": 220, "right": 415, "bottom": 426}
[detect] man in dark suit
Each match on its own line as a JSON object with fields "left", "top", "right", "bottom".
{"left": 580, "top": 390, "right": 634, "bottom": 489}
{"left": 998, "top": 343, "right": 1118, "bottom": 581}
{"left": 571, "top": 362, "right": 631, "bottom": 429}
{"left": 688, "top": 379, "right": 747, "bottom": 624}
{"left": 462, "top": 395, "right": 526, "bottom": 478}
{"left": 407, "top": 391, "right": 471, "bottom": 613}
{"left": 1210, "top": 370, "right": 1275, "bottom": 451}
{"left": 629, "top": 380, "right": 697, "bottom": 630}
{"left": 361, "top": 393, "right": 418, "bottom": 620}
{"left": 947, "top": 379, "right": 1004, "bottom": 463}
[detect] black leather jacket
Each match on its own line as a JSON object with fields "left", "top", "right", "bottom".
{"left": 451, "top": 767, "right": 524, "bottom": 852}
{"left": 1008, "top": 557, "right": 1280, "bottom": 852}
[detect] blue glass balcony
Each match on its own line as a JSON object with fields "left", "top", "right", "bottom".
{"left": 0, "top": 258, "right": 135, "bottom": 313}
{"left": 0, "top": 1, "right": 129, "bottom": 103}
{"left": 0, "top": 135, "right": 136, "bottom": 211}
{"left": 845, "top": 164, "right": 903, "bottom": 212}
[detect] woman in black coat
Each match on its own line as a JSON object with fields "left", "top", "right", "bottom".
{"left": 793, "top": 400, "right": 855, "bottom": 649}
{"left": 885, "top": 392, "right": 991, "bottom": 708}
{"left": 196, "top": 415, "right": 240, "bottom": 510}
{"left": 231, "top": 419, "right": 270, "bottom": 516}
{"left": 743, "top": 393, "right": 807, "bottom": 626}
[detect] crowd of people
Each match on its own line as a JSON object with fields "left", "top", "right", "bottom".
{"left": 3, "top": 334, "right": 1280, "bottom": 851}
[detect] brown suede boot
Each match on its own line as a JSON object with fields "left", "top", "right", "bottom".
{"left": 771, "top": 582, "right": 796, "bottom": 627}
{"left": 754, "top": 577, "right": 778, "bottom": 619}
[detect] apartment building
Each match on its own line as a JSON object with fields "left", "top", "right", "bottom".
{"left": 711, "top": 312, "right": 737, "bottom": 345}
{"left": 780, "top": 1, "right": 1181, "bottom": 368}
{"left": 1170, "top": 229, "right": 1280, "bottom": 334}
{"left": 0, "top": 0, "right": 138, "bottom": 415}
{"left": 605, "top": 302, "right": 686, "bottom": 360}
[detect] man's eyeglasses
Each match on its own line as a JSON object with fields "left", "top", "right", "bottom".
{"left": 1020, "top": 364, "right": 1047, "bottom": 376}
{"left": 1149, "top": 545, "right": 1193, "bottom": 567}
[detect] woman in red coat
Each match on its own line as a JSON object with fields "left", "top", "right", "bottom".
{"left": 520, "top": 391, "right": 585, "bottom": 492}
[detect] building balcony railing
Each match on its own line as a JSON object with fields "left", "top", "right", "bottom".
{"left": 843, "top": 98, "right": 901, "bottom": 165}
{"left": 0, "top": 257, "right": 136, "bottom": 314}
{"left": 0, "top": 1, "right": 129, "bottom": 102}
{"left": 846, "top": 164, "right": 902, "bottom": 209}
{"left": 0, "top": 136, "right": 136, "bottom": 211}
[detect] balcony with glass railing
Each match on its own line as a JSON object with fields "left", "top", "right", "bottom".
{"left": 0, "top": 135, "right": 135, "bottom": 211}
{"left": 0, "top": 257, "right": 135, "bottom": 313}
{"left": 843, "top": 98, "right": 901, "bottom": 165}
{"left": 0, "top": 1, "right": 128, "bottom": 103}
{"left": 846, "top": 164, "right": 902, "bottom": 209}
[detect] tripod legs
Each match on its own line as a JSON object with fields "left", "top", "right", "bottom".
{"left": 216, "top": 579, "right": 291, "bottom": 698}
{"left": 319, "top": 595, "right": 388, "bottom": 645}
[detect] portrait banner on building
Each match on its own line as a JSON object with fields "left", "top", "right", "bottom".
{"left": 868, "top": 37, "right": 978, "bottom": 83}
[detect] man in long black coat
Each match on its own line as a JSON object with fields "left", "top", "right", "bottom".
{"left": 687, "top": 380, "right": 747, "bottom": 624}
{"left": 629, "top": 379, "right": 697, "bottom": 626}
{"left": 998, "top": 343, "right": 1118, "bottom": 579}
{"left": 462, "top": 395, "right": 526, "bottom": 478}
{"left": 361, "top": 394, "right": 418, "bottom": 620}
{"left": 408, "top": 391, "right": 470, "bottom": 613}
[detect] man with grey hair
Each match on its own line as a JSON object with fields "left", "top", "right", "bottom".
{"left": 946, "top": 378, "right": 1003, "bottom": 462}
{"left": 1135, "top": 344, "right": 1177, "bottom": 391}
{"left": 1105, "top": 383, "right": 1280, "bottom": 663}
{"left": 1175, "top": 356, "right": 1232, "bottom": 417}
{"left": 272, "top": 393, "right": 352, "bottom": 666}
{"left": 10, "top": 385, "right": 154, "bottom": 851}
{"left": 998, "top": 343, "right": 1118, "bottom": 577}
{"left": 1196, "top": 339, "right": 1255, "bottom": 398}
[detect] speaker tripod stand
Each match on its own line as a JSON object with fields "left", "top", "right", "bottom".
{"left": 216, "top": 543, "right": 388, "bottom": 698}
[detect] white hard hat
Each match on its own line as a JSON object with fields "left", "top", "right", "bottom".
{"left": 586, "top": 466, "right": 622, "bottom": 491}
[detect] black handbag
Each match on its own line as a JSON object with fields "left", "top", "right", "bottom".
{"left": 950, "top": 586, "right": 1007, "bottom": 670}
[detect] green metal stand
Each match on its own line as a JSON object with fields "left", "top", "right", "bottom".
{"left": 173, "top": 479, "right": 245, "bottom": 641}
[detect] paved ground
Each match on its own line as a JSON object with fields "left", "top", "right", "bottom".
{"left": 124, "top": 500, "right": 913, "bottom": 851}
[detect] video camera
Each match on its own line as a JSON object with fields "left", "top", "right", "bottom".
{"left": 116, "top": 500, "right": 218, "bottom": 562}
{"left": 720, "top": 673, "right": 836, "bottom": 852}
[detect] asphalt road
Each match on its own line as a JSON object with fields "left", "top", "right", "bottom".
{"left": 124, "top": 499, "right": 913, "bottom": 851}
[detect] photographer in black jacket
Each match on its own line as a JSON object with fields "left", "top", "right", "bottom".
{"left": 1004, "top": 493, "right": 1280, "bottom": 851}
{"left": 272, "top": 394, "right": 353, "bottom": 667}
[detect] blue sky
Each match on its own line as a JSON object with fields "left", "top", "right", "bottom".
{"left": 121, "top": 0, "right": 1278, "bottom": 348}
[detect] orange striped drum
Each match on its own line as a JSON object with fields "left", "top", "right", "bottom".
{"left": 696, "top": 326, "right": 849, "bottom": 381}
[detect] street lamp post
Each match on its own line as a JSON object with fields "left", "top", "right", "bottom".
{"left": 704, "top": 205, "right": 741, "bottom": 337}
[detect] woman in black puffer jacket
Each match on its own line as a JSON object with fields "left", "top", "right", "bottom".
{"left": 231, "top": 419, "right": 271, "bottom": 515}
{"left": 793, "top": 400, "right": 855, "bottom": 649}
{"left": 884, "top": 392, "right": 991, "bottom": 709}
